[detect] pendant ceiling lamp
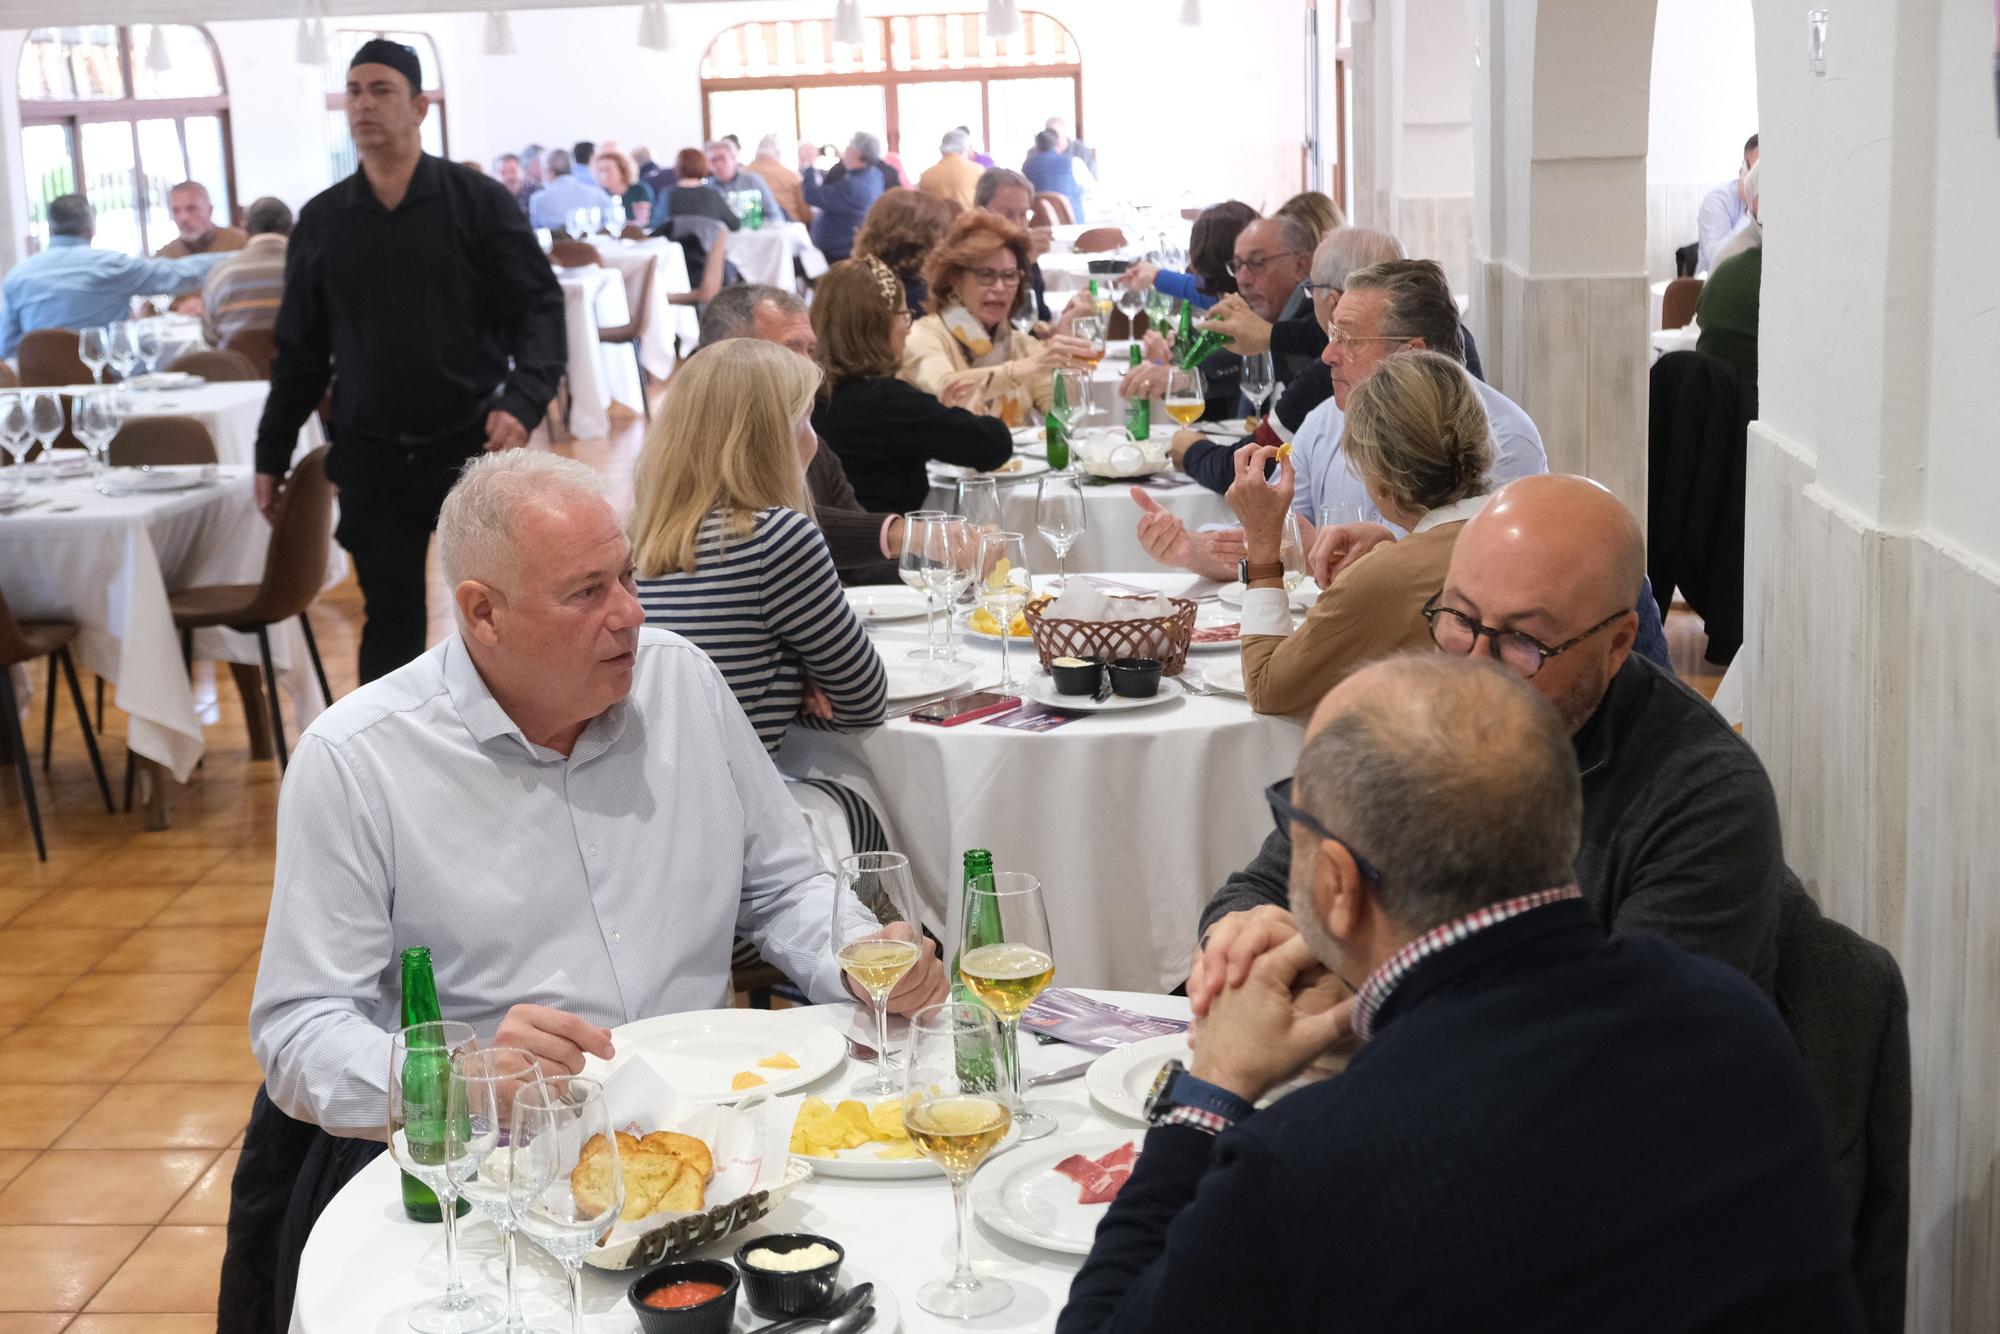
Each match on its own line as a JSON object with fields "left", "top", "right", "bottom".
{"left": 987, "top": 0, "right": 1022, "bottom": 39}
{"left": 483, "top": 10, "right": 517, "bottom": 56}
{"left": 833, "top": 0, "right": 865, "bottom": 47}
{"left": 638, "top": 0, "right": 672, "bottom": 52}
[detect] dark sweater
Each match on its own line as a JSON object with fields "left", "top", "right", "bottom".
{"left": 1200, "top": 654, "right": 1784, "bottom": 991}
{"left": 812, "top": 375, "right": 1013, "bottom": 514}
{"left": 1058, "top": 901, "right": 1861, "bottom": 1334}
{"left": 805, "top": 447, "right": 899, "bottom": 585}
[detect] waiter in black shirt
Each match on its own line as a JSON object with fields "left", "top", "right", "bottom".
{"left": 254, "top": 38, "right": 563, "bottom": 684}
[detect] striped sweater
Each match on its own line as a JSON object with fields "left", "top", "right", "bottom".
{"left": 636, "top": 507, "right": 887, "bottom": 753}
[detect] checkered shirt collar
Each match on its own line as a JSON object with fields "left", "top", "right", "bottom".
{"left": 1350, "top": 886, "right": 1583, "bottom": 1042}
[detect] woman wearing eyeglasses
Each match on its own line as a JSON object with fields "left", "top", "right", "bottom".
{"left": 1227, "top": 349, "right": 1494, "bottom": 717}
{"left": 900, "top": 211, "right": 1094, "bottom": 426}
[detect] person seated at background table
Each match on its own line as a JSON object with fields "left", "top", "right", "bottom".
{"left": 1058, "top": 654, "right": 1860, "bottom": 1334}
{"left": 751, "top": 135, "right": 810, "bottom": 227}
{"left": 1194, "top": 473, "right": 1785, "bottom": 1001}
{"left": 804, "top": 133, "right": 888, "bottom": 262}
{"left": 200, "top": 195, "right": 293, "bottom": 346}
{"left": 1114, "top": 200, "right": 1258, "bottom": 316}
{"left": 1023, "top": 128, "right": 1086, "bottom": 222}
{"left": 1229, "top": 351, "right": 1492, "bottom": 717}
{"left": 657, "top": 147, "right": 744, "bottom": 233}
{"left": 974, "top": 167, "right": 1056, "bottom": 325}
{"left": 493, "top": 150, "right": 539, "bottom": 220}
{"left": 918, "top": 127, "right": 986, "bottom": 209}
{"left": 591, "top": 142, "right": 653, "bottom": 229}
{"left": 853, "top": 187, "right": 957, "bottom": 320}
{"left": 1697, "top": 160, "right": 1763, "bottom": 385}
{"left": 527, "top": 146, "right": 612, "bottom": 231}
{"left": 157, "top": 179, "right": 247, "bottom": 259}
{"left": 632, "top": 144, "right": 670, "bottom": 195}
{"left": 815, "top": 258, "right": 1015, "bottom": 513}
{"left": 900, "top": 210, "right": 1093, "bottom": 426}
{"left": 629, "top": 339, "right": 895, "bottom": 862}
{"left": 572, "top": 139, "right": 595, "bottom": 169}
{"left": 236, "top": 449, "right": 947, "bottom": 1329}
{"left": 1698, "top": 132, "right": 1759, "bottom": 275}
{"left": 0, "top": 194, "right": 224, "bottom": 357}
{"left": 697, "top": 284, "right": 900, "bottom": 584}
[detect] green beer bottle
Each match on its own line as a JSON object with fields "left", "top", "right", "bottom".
{"left": 952, "top": 850, "right": 1002, "bottom": 1087}
{"left": 397, "top": 947, "right": 465, "bottom": 1223}
{"left": 1126, "top": 344, "right": 1151, "bottom": 442}
{"left": 1046, "top": 373, "right": 1070, "bottom": 472}
{"left": 1177, "top": 325, "right": 1234, "bottom": 372}
{"left": 744, "top": 195, "right": 764, "bottom": 230}
{"left": 1174, "top": 300, "right": 1195, "bottom": 356}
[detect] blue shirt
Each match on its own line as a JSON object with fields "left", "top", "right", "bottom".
{"left": 802, "top": 164, "right": 883, "bottom": 260}
{"left": 1022, "top": 149, "right": 1085, "bottom": 223}
{"left": 706, "top": 168, "right": 785, "bottom": 223}
{"left": 528, "top": 172, "right": 614, "bottom": 230}
{"left": 0, "top": 237, "right": 220, "bottom": 356}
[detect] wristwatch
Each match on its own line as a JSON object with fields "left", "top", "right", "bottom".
{"left": 1143, "top": 1058, "right": 1255, "bottom": 1132}
{"left": 1238, "top": 559, "right": 1287, "bottom": 585}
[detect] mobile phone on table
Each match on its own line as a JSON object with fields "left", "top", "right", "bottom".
{"left": 909, "top": 692, "right": 1021, "bottom": 726}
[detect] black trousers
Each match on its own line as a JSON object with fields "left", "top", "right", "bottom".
{"left": 329, "top": 428, "right": 486, "bottom": 685}
{"left": 217, "top": 1086, "right": 386, "bottom": 1333}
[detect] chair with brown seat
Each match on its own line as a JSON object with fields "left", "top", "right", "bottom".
{"left": 16, "top": 329, "right": 90, "bottom": 387}
{"left": 620, "top": 224, "right": 649, "bottom": 241}
{"left": 165, "top": 349, "right": 260, "bottom": 382}
{"left": 1661, "top": 277, "right": 1704, "bottom": 330}
{"left": 107, "top": 416, "right": 219, "bottom": 468}
{"left": 596, "top": 257, "right": 656, "bottom": 421}
{"left": 1073, "top": 227, "right": 1127, "bottom": 253}
{"left": 1031, "top": 192, "right": 1074, "bottom": 227}
{"left": 0, "top": 589, "right": 114, "bottom": 861}
{"left": 167, "top": 445, "right": 335, "bottom": 770}
{"left": 222, "top": 327, "right": 277, "bottom": 377}
{"left": 551, "top": 239, "right": 602, "bottom": 269}
{"left": 0, "top": 361, "right": 16, "bottom": 388}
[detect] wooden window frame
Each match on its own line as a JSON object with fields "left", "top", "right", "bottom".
{"left": 322, "top": 29, "right": 450, "bottom": 173}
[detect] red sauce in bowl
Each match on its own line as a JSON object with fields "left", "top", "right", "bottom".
{"left": 642, "top": 1280, "right": 727, "bottom": 1309}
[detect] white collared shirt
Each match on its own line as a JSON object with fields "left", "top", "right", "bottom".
{"left": 251, "top": 629, "right": 872, "bottom": 1138}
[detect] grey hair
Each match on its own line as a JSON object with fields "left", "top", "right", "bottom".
{"left": 438, "top": 450, "right": 607, "bottom": 592}
{"left": 1344, "top": 259, "right": 1465, "bottom": 363}
{"left": 940, "top": 128, "right": 969, "bottom": 156}
{"left": 1312, "top": 227, "right": 1405, "bottom": 290}
{"left": 244, "top": 196, "right": 293, "bottom": 237}
{"left": 849, "top": 132, "right": 882, "bottom": 166}
{"left": 1273, "top": 213, "right": 1319, "bottom": 259}
{"left": 698, "top": 283, "right": 806, "bottom": 348}
{"left": 1293, "top": 655, "right": 1582, "bottom": 933}
{"left": 703, "top": 138, "right": 735, "bottom": 154}
{"left": 544, "top": 148, "right": 573, "bottom": 177}
{"left": 974, "top": 167, "right": 1033, "bottom": 208}
{"left": 168, "top": 180, "right": 212, "bottom": 202}
{"left": 755, "top": 135, "right": 781, "bottom": 157}
{"left": 47, "top": 193, "right": 93, "bottom": 238}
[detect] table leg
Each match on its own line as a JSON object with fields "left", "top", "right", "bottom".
{"left": 229, "top": 663, "right": 275, "bottom": 762}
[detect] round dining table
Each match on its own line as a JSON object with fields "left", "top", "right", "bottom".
{"left": 780, "top": 571, "right": 1304, "bottom": 995}
{"left": 292, "top": 991, "right": 1188, "bottom": 1334}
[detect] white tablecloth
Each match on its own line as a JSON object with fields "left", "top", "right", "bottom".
{"left": 557, "top": 268, "right": 638, "bottom": 439}
{"left": 586, "top": 236, "right": 699, "bottom": 378}
{"left": 293, "top": 991, "right": 1189, "bottom": 1334}
{"left": 60, "top": 380, "right": 326, "bottom": 470}
{"left": 1650, "top": 325, "right": 1701, "bottom": 361}
{"left": 781, "top": 572, "right": 1304, "bottom": 993}
{"left": 727, "top": 221, "right": 829, "bottom": 292}
{"left": 0, "top": 467, "right": 335, "bottom": 781}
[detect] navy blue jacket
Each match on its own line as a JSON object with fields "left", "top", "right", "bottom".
{"left": 1023, "top": 149, "right": 1085, "bottom": 223}
{"left": 1058, "top": 901, "right": 1861, "bottom": 1334}
{"left": 803, "top": 164, "right": 883, "bottom": 262}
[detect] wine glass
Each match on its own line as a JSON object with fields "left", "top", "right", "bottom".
{"left": 924, "top": 515, "right": 976, "bottom": 665}
{"left": 1240, "top": 351, "right": 1275, "bottom": 426}
{"left": 1091, "top": 283, "right": 1112, "bottom": 320}
{"left": 78, "top": 327, "right": 110, "bottom": 384}
{"left": 24, "top": 391, "right": 64, "bottom": 482}
{"left": 834, "top": 851, "right": 925, "bottom": 1096}
{"left": 106, "top": 322, "right": 139, "bottom": 383}
{"left": 448, "top": 1048, "right": 546, "bottom": 1334}
{"left": 1035, "top": 472, "right": 1087, "bottom": 592}
{"left": 958, "top": 871, "right": 1057, "bottom": 1143}
{"left": 1053, "top": 368, "right": 1088, "bottom": 435}
{"left": 509, "top": 1076, "right": 621, "bottom": 1334}
{"left": 389, "top": 1021, "right": 498, "bottom": 1333}
{"left": 0, "top": 394, "right": 32, "bottom": 484}
{"left": 73, "top": 391, "right": 117, "bottom": 475}
{"left": 1074, "top": 315, "right": 1107, "bottom": 372}
{"left": 974, "top": 531, "right": 1031, "bottom": 691}
{"left": 1115, "top": 282, "right": 1146, "bottom": 340}
{"left": 956, "top": 477, "right": 1001, "bottom": 535}
{"left": 904, "top": 1001, "right": 1014, "bottom": 1319}
{"left": 1280, "top": 510, "right": 1307, "bottom": 593}
{"left": 132, "top": 322, "right": 163, "bottom": 378}
{"left": 898, "top": 509, "right": 949, "bottom": 661}
{"left": 1164, "top": 366, "right": 1205, "bottom": 428}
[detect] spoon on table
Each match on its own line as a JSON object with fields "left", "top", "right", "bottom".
{"left": 744, "top": 1282, "right": 873, "bottom": 1334}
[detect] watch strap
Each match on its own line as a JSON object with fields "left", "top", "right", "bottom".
{"left": 1147, "top": 1062, "right": 1255, "bottom": 1129}
{"left": 1243, "top": 560, "right": 1287, "bottom": 584}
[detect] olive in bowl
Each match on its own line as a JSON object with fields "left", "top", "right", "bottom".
{"left": 1108, "top": 657, "right": 1164, "bottom": 698}
{"left": 734, "top": 1233, "right": 845, "bottom": 1318}
{"left": 629, "top": 1258, "right": 739, "bottom": 1334}
{"left": 1049, "top": 656, "right": 1103, "bottom": 696}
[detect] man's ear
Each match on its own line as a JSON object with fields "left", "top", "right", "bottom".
{"left": 455, "top": 579, "right": 501, "bottom": 647}
{"left": 1308, "top": 835, "right": 1366, "bottom": 941}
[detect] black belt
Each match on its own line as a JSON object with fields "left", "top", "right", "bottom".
{"left": 341, "top": 393, "right": 500, "bottom": 449}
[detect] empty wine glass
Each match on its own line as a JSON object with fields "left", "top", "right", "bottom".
{"left": 73, "top": 392, "right": 116, "bottom": 474}
{"left": 448, "top": 1048, "right": 547, "bottom": 1334}
{"left": 1240, "top": 351, "right": 1276, "bottom": 425}
{"left": 924, "top": 514, "right": 976, "bottom": 665}
{"left": 1115, "top": 281, "right": 1146, "bottom": 338}
{"left": 833, "top": 851, "right": 925, "bottom": 1096}
{"left": 899, "top": 509, "right": 949, "bottom": 661}
{"left": 78, "top": 327, "right": 110, "bottom": 383}
{"left": 132, "top": 322, "right": 162, "bottom": 378}
{"left": 1054, "top": 368, "right": 1088, "bottom": 434}
{"left": 956, "top": 476, "right": 1001, "bottom": 535}
{"left": 388, "top": 1021, "right": 497, "bottom": 1333}
{"left": 24, "top": 391, "right": 64, "bottom": 482}
{"left": 974, "top": 531, "right": 1031, "bottom": 691}
{"left": 904, "top": 1002, "right": 1014, "bottom": 1319}
{"left": 0, "top": 395, "right": 32, "bottom": 484}
{"left": 509, "top": 1076, "right": 621, "bottom": 1334}
{"left": 1280, "top": 510, "right": 1308, "bottom": 593}
{"left": 1035, "top": 472, "right": 1087, "bottom": 592}
{"left": 106, "top": 323, "right": 139, "bottom": 382}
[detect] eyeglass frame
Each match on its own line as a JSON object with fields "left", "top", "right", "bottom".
{"left": 1303, "top": 281, "right": 1343, "bottom": 298}
{"left": 1264, "top": 778, "right": 1385, "bottom": 887}
{"left": 1322, "top": 320, "right": 1413, "bottom": 355}
{"left": 967, "top": 266, "right": 1023, "bottom": 289}
{"left": 1226, "top": 249, "right": 1305, "bottom": 279}
{"left": 1421, "top": 593, "right": 1634, "bottom": 677}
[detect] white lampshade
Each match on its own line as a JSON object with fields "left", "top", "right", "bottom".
{"left": 986, "top": 0, "right": 1022, "bottom": 39}
{"left": 294, "top": 2, "right": 327, "bottom": 67}
{"left": 483, "top": 10, "right": 516, "bottom": 56}
{"left": 1179, "top": 0, "right": 1201, "bottom": 26}
{"left": 637, "top": 0, "right": 672, "bottom": 51}
{"left": 833, "top": 0, "right": 865, "bottom": 47}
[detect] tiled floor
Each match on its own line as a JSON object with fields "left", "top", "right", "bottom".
{"left": 0, "top": 394, "right": 1723, "bottom": 1324}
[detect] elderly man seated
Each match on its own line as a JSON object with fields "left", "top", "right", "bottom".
{"left": 0, "top": 194, "right": 224, "bottom": 356}
{"left": 225, "top": 451, "right": 946, "bottom": 1328}
{"left": 1058, "top": 655, "right": 1861, "bottom": 1333}
{"left": 1193, "top": 474, "right": 1784, "bottom": 1000}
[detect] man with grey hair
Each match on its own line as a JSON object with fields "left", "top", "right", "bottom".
{"left": 919, "top": 126, "right": 983, "bottom": 207}
{"left": 528, "top": 145, "right": 612, "bottom": 230}
{"left": 200, "top": 195, "right": 295, "bottom": 345}
{"left": 1060, "top": 654, "right": 1859, "bottom": 1333}
{"left": 976, "top": 166, "right": 1054, "bottom": 322}
{"left": 705, "top": 136, "right": 787, "bottom": 222}
{"left": 158, "top": 179, "right": 247, "bottom": 259}
{"left": 802, "top": 132, "right": 885, "bottom": 261}
{"left": 0, "top": 193, "right": 222, "bottom": 356}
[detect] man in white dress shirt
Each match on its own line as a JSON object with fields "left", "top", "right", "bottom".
{"left": 225, "top": 450, "right": 945, "bottom": 1330}
{"left": 1697, "top": 132, "right": 1759, "bottom": 275}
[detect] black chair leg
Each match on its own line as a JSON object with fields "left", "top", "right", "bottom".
{"left": 95, "top": 675, "right": 104, "bottom": 731}
{"left": 633, "top": 343, "right": 651, "bottom": 421}
{"left": 41, "top": 654, "right": 56, "bottom": 772}
{"left": 256, "top": 626, "right": 288, "bottom": 771}
{"left": 180, "top": 627, "right": 193, "bottom": 674}
{"left": 57, "top": 648, "right": 114, "bottom": 814}
{"left": 298, "top": 612, "right": 334, "bottom": 706}
{"left": 0, "top": 667, "right": 47, "bottom": 861}
{"left": 122, "top": 746, "right": 135, "bottom": 812}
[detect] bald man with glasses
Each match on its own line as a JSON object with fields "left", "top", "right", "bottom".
{"left": 1191, "top": 473, "right": 1786, "bottom": 1004}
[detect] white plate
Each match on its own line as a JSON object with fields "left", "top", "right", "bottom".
{"left": 96, "top": 464, "right": 216, "bottom": 493}
{"left": 1198, "top": 657, "right": 1245, "bottom": 695}
{"left": 594, "top": 1011, "right": 847, "bottom": 1103}
{"left": 1018, "top": 672, "right": 1183, "bottom": 713}
{"left": 1086, "top": 1033, "right": 1189, "bottom": 1123}
{"left": 928, "top": 456, "right": 1052, "bottom": 482}
{"left": 844, "top": 585, "right": 931, "bottom": 623}
{"left": 1010, "top": 425, "right": 1045, "bottom": 447}
{"left": 881, "top": 661, "right": 975, "bottom": 702}
{"left": 971, "top": 1133, "right": 1144, "bottom": 1256}
{"left": 795, "top": 1120, "right": 1022, "bottom": 1180}
{"left": 123, "top": 371, "right": 203, "bottom": 390}
{"left": 960, "top": 618, "right": 1036, "bottom": 646}
{"left": 1215, "top": 578, "right": 1319, "bottom": 611}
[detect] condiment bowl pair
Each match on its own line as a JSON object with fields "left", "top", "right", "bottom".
{"left": 627, "top": 1234, "right": 844, "bottom": 1331}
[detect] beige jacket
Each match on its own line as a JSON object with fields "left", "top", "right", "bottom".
{"left": 900, "top": 314, "right": 1053, "bottom": 422}
{"left": 917, "top": 155, "right": 984, "bottom": 209}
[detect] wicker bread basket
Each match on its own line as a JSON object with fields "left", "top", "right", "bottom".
{"left": 1024, "top": 594, "right": 1199, "bottom": 676}
{"left": 584, "top": 1156, "right": 814, "bottom": 1270}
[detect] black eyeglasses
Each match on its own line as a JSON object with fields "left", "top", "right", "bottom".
{"left": 1303, "top": 281, "right": 1342, "bottom": 298}
{"left": 1264, "top": 778, "right": 1384, "bottom": 886}
{"left": 1421, "top": 594, "right": 1633, "bottom": 678}
{"left": 1226, "top": 250, "right": 1304, "bottom": 278}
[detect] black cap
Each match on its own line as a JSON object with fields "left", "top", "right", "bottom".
{"left": 349, "top": 38, "right": 423, "bottom": 94}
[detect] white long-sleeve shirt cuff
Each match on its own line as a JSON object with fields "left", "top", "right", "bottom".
{"left": 1240, "top": 587, "right": 1295, "bottom": 638}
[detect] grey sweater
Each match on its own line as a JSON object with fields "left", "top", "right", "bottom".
{"left": 1199, "top": 654, "right": 1784, "bottom": 992}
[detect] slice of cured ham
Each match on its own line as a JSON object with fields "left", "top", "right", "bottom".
{"left": 1057, "top": 1142, "right": 1140, "bottom": 1205}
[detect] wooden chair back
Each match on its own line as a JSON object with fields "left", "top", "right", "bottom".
{"left": 165, "top": 349, "right": 260, "bottom": 382}
{"left": 222, "top": 327, "right": 278, "bottom": 377}
{"left": 1031, "top": 192, "right": 1073, "bottom": 227}
{"left": 1661, "top": 277, "right": 1703, "bottom": 330}
{"left": 16, "top": 329, "right": 89, "bottom": 387}
{"left": 106, "top": 416, "right": 219, "bottom": 467}
{"left": 551, "top": 239, "right": 602, "bottom": 269}
{"left": 239, "top": 445, "right": 334, "bottom": 626}
{"left": 0, "top": 361, "right": 16, "bottom": 388}
{"left": 1073, "top": 228, "right": 1126, "bottom": 253}
{"left": 620, "top": 224, "right": 649, "bottom": 241}
{"left": 599, "top": 257, "right": 655, "bottom": 344}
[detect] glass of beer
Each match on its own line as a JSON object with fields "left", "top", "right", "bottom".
{"left": 958, "top": 871, "right": 1056, "bottom": 1141}
{"left": 1164, "top": 366, "right": 1206, "bottom": 426}
{"left": 835, "top": 851, "right": 927, "bottom": 1095}
{"left": 905, "top": 1001, "right": 1014, "bottom": 1318}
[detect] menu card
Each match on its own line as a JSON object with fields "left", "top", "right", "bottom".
{"left": 1022, "top": 988, "right": 1191, "bottom": 1049}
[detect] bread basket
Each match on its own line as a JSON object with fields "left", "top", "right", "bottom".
{"left": 585, "top": 1156, "right": 814, "bottom": 1271}
{"left": 1024, "top": 594, "right": 1199, "bottom": 676}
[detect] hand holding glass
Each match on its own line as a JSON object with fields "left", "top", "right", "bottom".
{"left": 904, "top": 1002, "right": 1014, "bottom": 1319}
{"left": 835, "top": 851, "right": 926, "bottom": 1096}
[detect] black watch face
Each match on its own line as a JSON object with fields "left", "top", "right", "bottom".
{"left": 1144, "top": 1058, "right": 1184, "bottom": 1120}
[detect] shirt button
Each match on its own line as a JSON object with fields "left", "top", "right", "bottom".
{"left": 587, "top": 844, "right": 600, "bottom": 859}
{"left": 612, "top": 930, "right": 623, "bottom": 943}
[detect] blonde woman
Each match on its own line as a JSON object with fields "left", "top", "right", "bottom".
{"left": 1225, "top": 349, "right": 1495, "bottom": 716}
{"left": 631, "top": 340, "right": 889, "bottom": 854}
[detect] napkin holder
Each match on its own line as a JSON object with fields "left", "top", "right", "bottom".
{"left": 1024, "top": 594, "right": 1199, "bottom": 676}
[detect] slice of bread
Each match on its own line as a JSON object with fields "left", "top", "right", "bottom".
{"left": 641, "top": 1130, "right": 714, "bottom": 1184}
